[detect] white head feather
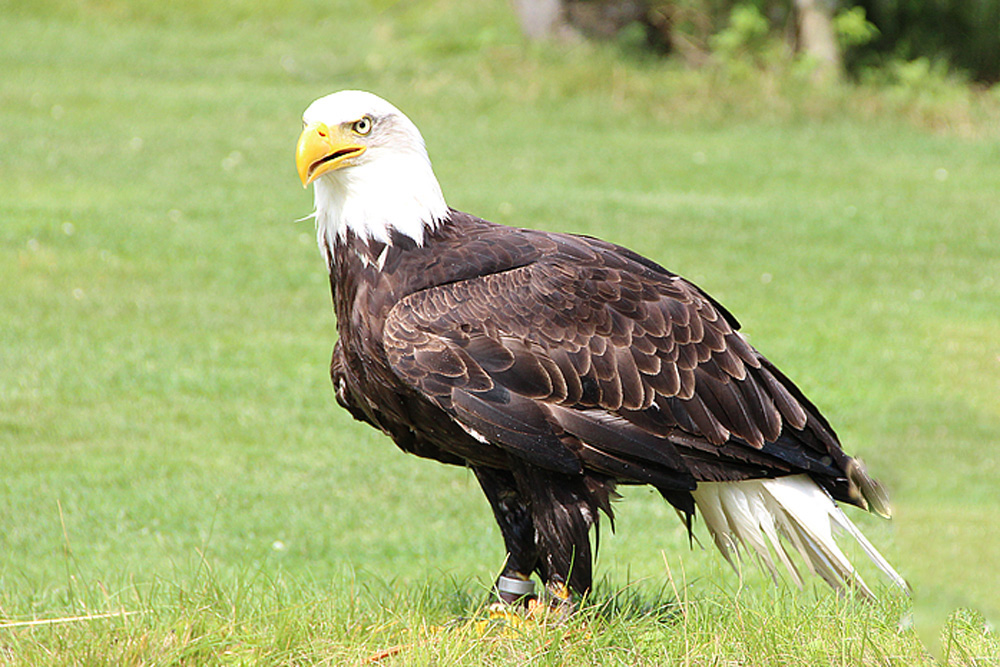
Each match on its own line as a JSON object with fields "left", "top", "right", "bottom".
{"left": 301, "top": 90, "right": 448, "bottom": 250}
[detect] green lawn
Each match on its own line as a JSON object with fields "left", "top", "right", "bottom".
{"left": 2, "top": 0, "right": 999, "bottom": 663}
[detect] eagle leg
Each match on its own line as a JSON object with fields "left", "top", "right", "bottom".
{"left": 509, "top": 461, "right": 600, "bottom": 600}
{"left": 473, "top": 466, "right": 540, "bottom": 605}
{"left": 475, "top": 461, "right": 605, "bottom": 606}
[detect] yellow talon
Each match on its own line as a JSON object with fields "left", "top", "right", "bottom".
{"left": 546, "top": 581, "right": 571, "bottom": 603}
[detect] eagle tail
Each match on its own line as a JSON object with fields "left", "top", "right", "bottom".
{"left": 690, "top": 474, "right": 909, "bottom": 598}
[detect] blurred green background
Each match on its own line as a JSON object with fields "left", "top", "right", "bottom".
{"left": 1, "top": 0, "right": 998, "bottom": 660}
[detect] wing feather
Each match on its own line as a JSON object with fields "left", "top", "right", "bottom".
{"left": 452, "top": 388, "right": 581, "bottom": 475}
{"left": 382, "top": 227, "right": 858, "bottom": 505}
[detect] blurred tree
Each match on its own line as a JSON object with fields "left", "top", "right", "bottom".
{"left": 793, "top": 0, "right": 841, "bottom": 75}
{"left": 511, "top": 0, "right": 575, "bottom": 39}
{"left": 511, "top": 0, "right": 653, "bottom": 44}
{"left": 509, "top": 1, "right": 1000, "bottom": 82}
{"left": 512, "top": 1, "right": 843, "bottom": 69}
{"left": 850, "top": 0, "right": 1000, "bottom": 82}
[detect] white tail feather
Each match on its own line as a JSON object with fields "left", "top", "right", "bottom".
{"left": 691, "top": 474, "right": 909, "bottom": 597}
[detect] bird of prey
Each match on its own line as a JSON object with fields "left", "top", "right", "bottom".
{"left": 294, "top": 90, "right": 906, "bottom": 606}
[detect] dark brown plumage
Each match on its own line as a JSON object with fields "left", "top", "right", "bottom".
{"left": 296, "top": 91, "right": 906, "bottom": 603}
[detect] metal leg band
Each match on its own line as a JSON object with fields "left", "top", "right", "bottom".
{"left": 497, "top": 575, "right": 535, "bottom": 598}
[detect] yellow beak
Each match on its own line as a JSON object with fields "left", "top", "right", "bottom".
{"left": 295, "top": 122, "right": 367, "bottom": 186}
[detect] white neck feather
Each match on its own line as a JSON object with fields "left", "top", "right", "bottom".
{"left": 312, "top": 149, "right": 448, "bottom": 254}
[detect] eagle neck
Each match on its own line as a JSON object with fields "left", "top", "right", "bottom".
{"left": 313, "top": 151, "right": 448, "bottom": 262}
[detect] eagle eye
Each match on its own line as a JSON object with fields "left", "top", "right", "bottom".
{"left": 352, "top": 116, "right": 373, "bottom": 136}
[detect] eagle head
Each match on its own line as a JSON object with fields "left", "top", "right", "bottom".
{"left": 296, "top": 90, "right": 448, "bottom": 248}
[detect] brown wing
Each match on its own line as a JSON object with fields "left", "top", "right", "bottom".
{"left": 383, "top": 230, "right": 856, "bottom": 504}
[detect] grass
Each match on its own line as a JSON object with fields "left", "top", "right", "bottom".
{"left": 2, "top": 0, "right": 999, "bottom": 663}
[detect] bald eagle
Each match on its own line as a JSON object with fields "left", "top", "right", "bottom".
{"left": 295, "top": 90, "right": 906, "bottom": 604}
